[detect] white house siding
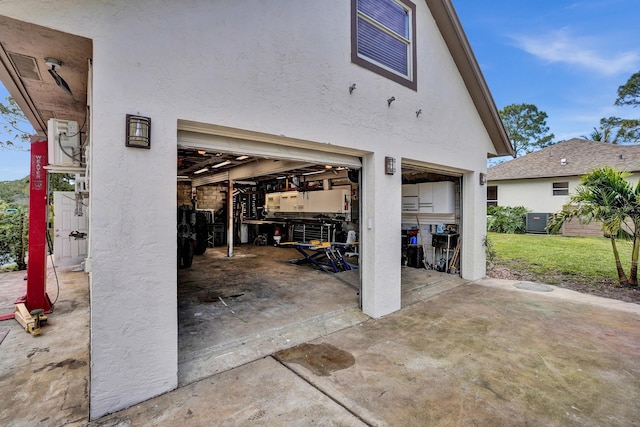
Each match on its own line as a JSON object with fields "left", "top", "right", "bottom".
{"left": 0, "top": 0, "right": 496, "bottom": 418}
{"left": 491, "top": 178, "right": 582, "bottom": 213}
{"left": 492, "top": 174, "right": 640, "bottom": 215}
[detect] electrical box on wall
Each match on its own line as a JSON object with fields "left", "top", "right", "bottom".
{"left": 47, "top": 118, "right": 80, "bottom": 168}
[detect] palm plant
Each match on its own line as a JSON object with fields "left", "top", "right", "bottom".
{"left": 548, "top": 167, "right": 640, "bottom": 286}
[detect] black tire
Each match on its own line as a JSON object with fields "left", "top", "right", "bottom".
{"left": 194, "top": 212, "right": 209, "bottom": 255}
{"left": 181, "top": 239, "right": 194, "bottom": 268}
{"left": 177, "top": 237, "right": 183, "bottom": 268}
{"left": 194, "top": 231, "right": 208, "bottom": 255}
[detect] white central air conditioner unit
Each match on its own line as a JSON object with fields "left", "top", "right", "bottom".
{"left": 47, "top": 118, "right": 80, "bottom": 167}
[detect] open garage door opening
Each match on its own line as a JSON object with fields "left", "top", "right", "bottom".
{"left": 400, "top": 161, "right": 465, "bottom": 305}
{"left": 176, "top": 131, "right": 363, "bottom": 385}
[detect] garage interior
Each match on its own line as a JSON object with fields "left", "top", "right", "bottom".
{"left": 175, "top": 141, "right": 366, "bottom": 384}
{"left": 175, "top": 141, "right": 464, "bottom": 385}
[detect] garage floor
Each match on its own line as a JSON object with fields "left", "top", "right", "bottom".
{"left": 177, "top": 244, "right": 465, "bottom": 385}
{"left": 178, "top": 244, "right": 366, "bottom": 385}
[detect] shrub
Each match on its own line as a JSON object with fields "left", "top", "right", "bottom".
{"left": 483, "top": 235, "right": 496, "bottom": 264}
{"left": 0, "top": 204, "right": 28, "bottom": 270}
{"left": 487, "top": 205, "right": 529, "bottom": 234}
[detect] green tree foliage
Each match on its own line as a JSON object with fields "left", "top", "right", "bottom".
{"left": 0, "top": 176, "right": 30, "bottom": 207}
{"left": 548, "top": 167, "right": 640, "bottom": 286}
{"left": 499, "top": 103, "right": 555, "bottom": 157}
{"left": 585, "top": 116, "right": 640, "bottom": 144}
{"left": 0, "top": 96, "right": 32, "bottom": 149}
{"left": 49, "top": 174, "right": 75, "bottom": 192}
{"left": 586, "top": 71, "right": 640, "bottom": 144}
{"left": 615, "top": 70, "right": 640, "bottom": 108}
{"left": 487, "top": 205, "right": 529, "bottom": 234}
{"left": 0, "top": 200, "right": 28, "bottom": 269}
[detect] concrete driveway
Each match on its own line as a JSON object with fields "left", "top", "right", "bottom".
{"left": 89, "top": 278, "right": 640, "bottom": 427}
{"left": 1, "top": 268, "right": 639, "bottom": 426}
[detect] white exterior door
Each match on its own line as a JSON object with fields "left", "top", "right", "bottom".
{"left": 53, "top": 191, "right": 88, "bottom": 267}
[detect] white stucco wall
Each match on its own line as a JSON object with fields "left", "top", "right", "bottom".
{"left": 492, "top": 174, "right": 640, "bottom": 214}
{"left": 491, "top": 178, "right": 581, "bottom": 213}
{"left": 0, "top": 0, "right": 497, "bottom": 418}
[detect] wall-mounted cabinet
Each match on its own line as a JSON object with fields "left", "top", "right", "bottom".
{"left": 265, "top": 189, "right": 351, "bottom": 219}
{"left": 401, "top": 181, "right": 455, "bottom": 214}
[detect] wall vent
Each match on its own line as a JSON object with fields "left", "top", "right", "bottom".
{"left": 7, "top": 52, "right": 41, "bottom": 80}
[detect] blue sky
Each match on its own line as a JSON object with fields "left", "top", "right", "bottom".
{"left": 1, "top": 1, "right": 639, "bottom": 180}
{"left": 454, "top": 0, "right": 640, "bottom": 150}
{"left": 0, "top": 83, "right": 33, "bottom": 181}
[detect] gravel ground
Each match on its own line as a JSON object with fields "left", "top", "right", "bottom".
{"left": 487, "top": 264, "right": 640, "bottom": 304}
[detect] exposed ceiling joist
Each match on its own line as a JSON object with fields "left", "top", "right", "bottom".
{"left": 178, "top": 130, "right": 362, "bottom": 169}
{"left": 229, "top": 159, "right": 316, "bottom": 181}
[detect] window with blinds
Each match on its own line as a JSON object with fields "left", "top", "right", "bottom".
{"left": 352, "top": 0, "right": 416, "bottom": 90}
{"left": 552, "top": 181, "right": 569, "bottom": 196}
{"left": 487, "top": 185, "right": 498, "bottom": 207}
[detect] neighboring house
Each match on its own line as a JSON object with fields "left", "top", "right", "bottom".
{"left": 0, "top": 0, "right": 512, "bottom": 419}
{"left": 487, "top": 139, "right": 640, "bottom": 236}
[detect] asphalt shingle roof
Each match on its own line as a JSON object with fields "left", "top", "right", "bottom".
{"left": 487, "top": 138, "right": 640, "bottom": 181}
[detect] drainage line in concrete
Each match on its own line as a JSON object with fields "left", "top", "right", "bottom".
{"left": 272, "top": 356, "right": 376, "bottom": 427}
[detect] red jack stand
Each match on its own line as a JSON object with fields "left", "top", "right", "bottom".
{"left": 0, "top": 137, "right": 52, "bottom": 334}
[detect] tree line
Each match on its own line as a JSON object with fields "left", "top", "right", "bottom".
{"left": 499, "top": 70, "right": 640, "bottom": 157}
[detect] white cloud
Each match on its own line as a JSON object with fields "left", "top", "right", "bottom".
{"left": 511, "top": 28, "right": 639, "bottom": 76}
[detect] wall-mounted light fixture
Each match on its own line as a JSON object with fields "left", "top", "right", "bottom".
{"left": 479, "top": 172, "right": 487, "bottom": 186}
{"left": 126, "top": 114, "right": 151, "bottom": 149}
{"left": 387, "top": 96, "right": 395, "bottom": 107}
{"left": 349, "top": 83, "right": 356, "bottom": 94}
{"left": 385, "top": 156, "right": 396, "bottom": 175}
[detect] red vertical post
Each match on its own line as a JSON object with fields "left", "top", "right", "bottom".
{"left": 25, "top": 137, "right": 51, "bottom": 312}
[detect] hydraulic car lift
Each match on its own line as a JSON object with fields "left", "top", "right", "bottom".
{"left": 0, "top": 138, "right": 52, "bottom": 335}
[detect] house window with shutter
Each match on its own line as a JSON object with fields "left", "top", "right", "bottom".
{"left": 352, "top": 0, "right": 417, "bottom": 90}
{"left": 552, "top": 182, "right": 569, "bottom": 196}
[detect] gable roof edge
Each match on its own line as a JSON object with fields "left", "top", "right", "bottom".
{"left": 426, "top": 0, "right": 514, "bottom": 157}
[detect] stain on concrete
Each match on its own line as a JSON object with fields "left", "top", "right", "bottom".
{"left": 275, "top": 343, "right": 355, "bottom": 376}
{"left": 27, "top": 347, "right": 50, "bottom": 358}
{"left": 0, "top": 328, "right": 8, "bottom": 346}
{"left": 33, "top": 358, "right": 87, "bottom": 373}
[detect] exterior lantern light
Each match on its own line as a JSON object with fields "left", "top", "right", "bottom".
{"left": 385, "top": 156, "right": 396, "bottom": 175}
{"left": 479, "top": 172, "right": 487, "bottom": 186}
{"left": 126, "top": 114, "right": 151, "bottom": 149}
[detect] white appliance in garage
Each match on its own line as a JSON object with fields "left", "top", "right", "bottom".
{"left": 265, "top": 188, "right": 352, "bottom": 221}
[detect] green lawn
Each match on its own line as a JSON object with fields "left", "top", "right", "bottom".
{"left": 487, "top": 232, "right": 634, "bottom": 285}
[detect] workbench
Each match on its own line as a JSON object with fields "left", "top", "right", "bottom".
{"left": 431, "top": 233, "right": 458, "bottom": 272}
{"left": 280, "top": 241, "right": 358, "bottom": 273}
